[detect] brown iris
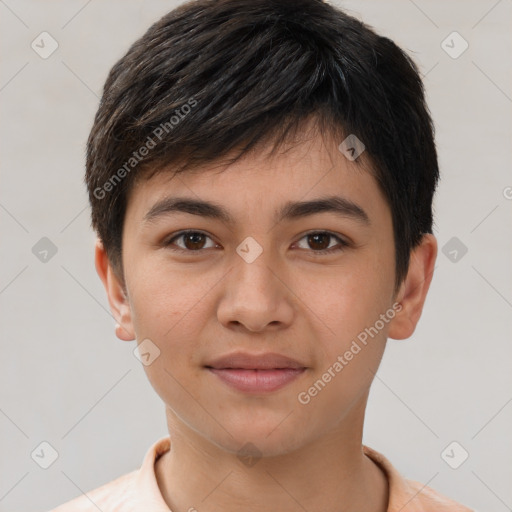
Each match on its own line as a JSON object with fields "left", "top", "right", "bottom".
{"left": 306, "top": 233, "right": 331, "bottom": 251}
{"left": 183, "top": 232, "right": 207, "bottom": 250}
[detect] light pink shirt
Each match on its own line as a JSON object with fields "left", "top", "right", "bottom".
{"left": 48, "top": 436, "right": 474, "bottom": 511}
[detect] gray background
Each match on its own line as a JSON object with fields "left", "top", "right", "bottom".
{"left": 1, "top": 1, "right": 511, "bottom": 510}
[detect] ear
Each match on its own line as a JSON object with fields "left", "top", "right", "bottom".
{"left": 388, "top": 233, "right": 438, "bottom": 340}
{"left": 94, "top": 238, "right": 136, "bottom": 341}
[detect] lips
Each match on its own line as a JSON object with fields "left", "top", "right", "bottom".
{"left": 206, "top": 352, "right": 306, "bottom": 370}
{"left": 205, "top": 352, "right": 307, "bottom": 393}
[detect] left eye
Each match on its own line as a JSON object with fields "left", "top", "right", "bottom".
{"left": 164, "top": 230, "right": 348, "bottom": 254}
{"left": 294, "top": 231, "right": 348, "bottom": 254}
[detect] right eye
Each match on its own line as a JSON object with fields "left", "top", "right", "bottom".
{"left": 164, "top": 230, "right": 219, "bottom": 252}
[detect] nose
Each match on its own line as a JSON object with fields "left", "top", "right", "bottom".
{"left": 216, "top": 250, "right": 295, "bottom": 333}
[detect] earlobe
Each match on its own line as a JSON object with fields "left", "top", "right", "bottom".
{"left": 94, "top": 238, "right": 136, "bottom": 342}
{"left": 388, "top": 234, "right": 438, "bottom": 341}
{"left": 115, "top": 323, "right": 135, "bottom": 342}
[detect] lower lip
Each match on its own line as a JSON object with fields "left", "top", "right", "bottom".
{"left": 207, "top": 368, "right": 306, "bottom": 393}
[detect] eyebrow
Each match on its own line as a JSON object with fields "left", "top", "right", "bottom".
{"left": 143, "top": 195, "right": 371, "bottom": 227}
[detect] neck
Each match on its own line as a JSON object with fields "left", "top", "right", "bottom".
{"left": 155, "top": 399, "right": 388, "bottom": 512}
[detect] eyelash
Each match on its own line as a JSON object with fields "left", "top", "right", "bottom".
{"left": 163, "top": 230, "right": 350, "bottom": 255}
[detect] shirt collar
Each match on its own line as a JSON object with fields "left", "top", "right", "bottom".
{"left": 134, "top": 436, "right": 425, "bottom": 512}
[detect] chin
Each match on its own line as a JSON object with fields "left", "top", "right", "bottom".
{"left": 202, "top": 411, "right": 312, "bottom": 458}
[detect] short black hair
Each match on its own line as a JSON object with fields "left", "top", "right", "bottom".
{"left": 85, "top": 0, "right": 439, "bottom": 296}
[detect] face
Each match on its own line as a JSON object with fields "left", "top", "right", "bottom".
{"left": 102, "top": 128, "right": 417, "bottom": 457}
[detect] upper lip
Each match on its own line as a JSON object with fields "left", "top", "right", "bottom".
{"left": 205, "top": 352, "right": 307, "bottom": 370}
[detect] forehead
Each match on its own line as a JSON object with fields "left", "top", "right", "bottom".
{"left": 124, "top": 130, "right": 389, "bottom": 230}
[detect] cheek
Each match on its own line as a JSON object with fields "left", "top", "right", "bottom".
{"left": 126, "top": 261, "right": 229, "bottom": 384}
{"left": 127, "top": 259, "right": 212, "bottom": 338}
{"left": 306, "top": 265, "right": 385, "bottom": 338}
{"left": 298, "top": 282, "right": 388, "bottom": 422}
{"left": 303, "top": 263, "right": 391, "bottom": 393}
{"left": 127, "top": 268, "right": 209, "bottom": 410}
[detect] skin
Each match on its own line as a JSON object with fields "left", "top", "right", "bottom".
{"left": 95, "top": 123, "right": 437, "bottom": 512}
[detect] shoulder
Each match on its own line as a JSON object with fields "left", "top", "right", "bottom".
{"left": 46, "top": 436, "right": 171, "bottom": 512}
{"left": 403, "top": 477, "right": 475, "bottom": 512}
{"left": 362, "top": 445, "right": 474, "bottom": 512}
{"left": 47, "top": 470, "right": 138, "bottom": 512}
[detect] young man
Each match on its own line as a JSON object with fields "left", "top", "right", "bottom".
{"left": 50, "top": 0, "right": 474, "bottom": 510}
